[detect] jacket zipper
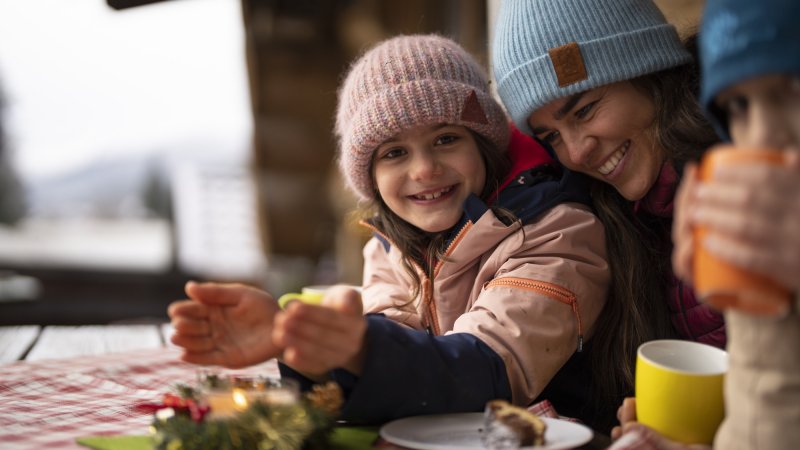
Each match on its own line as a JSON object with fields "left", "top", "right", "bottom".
{"left": 484, "top": 277, "right": 584, "bottom": 352}
{"left": 360, "top": 220, "right": 475, "bottom": 337}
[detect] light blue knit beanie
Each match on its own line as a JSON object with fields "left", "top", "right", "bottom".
{"left": 699, "top": 0, "right": 800, "bottom": 140}
{"left": 493, "top": 0, "right": 692, "bottom": 135}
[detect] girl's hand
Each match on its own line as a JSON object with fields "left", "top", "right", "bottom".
{"left": 273, "top": 285, "right": 367, "bottom": 379}
{"left": 672, "top": 164, "right": 699, "bottom": 283}
{"left": 610, "top": 397, "right": 638, "bottom": 441}
{"left": 168, "top": 281, "right": 282, "bottom": 368}
{"left": 611, "top": 398, "right": 711, "bottom": 450}
{"left": 690, "top": 152, "right": 800, "bottom": 290}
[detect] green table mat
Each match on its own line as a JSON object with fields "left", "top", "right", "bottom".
{"left": 77, "top": 426, "right": 380, "bottom": 450}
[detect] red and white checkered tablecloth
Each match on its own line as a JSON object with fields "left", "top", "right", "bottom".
{"left": 0, "top": 347, "right": 279, "bottom": 450}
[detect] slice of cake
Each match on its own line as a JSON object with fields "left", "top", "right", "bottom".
{"left": 481, "top": 400, "right": 547, "bottom": 449}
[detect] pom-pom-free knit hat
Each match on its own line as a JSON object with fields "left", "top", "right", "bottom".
{"left": 699, "top": 0, "right": 800, "bottom": 140}
{"left": 335, "top": 34, "right": 510, "bottom": 201}
{"left": 492, "top": 0, "right": 691, "bottom": 135}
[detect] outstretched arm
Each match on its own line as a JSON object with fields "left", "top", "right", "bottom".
{"left": 168, "top": 281, "right": 282, "bottom": 368}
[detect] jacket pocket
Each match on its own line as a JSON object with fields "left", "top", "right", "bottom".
{"left": 484, "top": 277, "right": 584, "bottom": 352}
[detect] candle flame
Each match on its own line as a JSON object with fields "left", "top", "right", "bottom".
{"left": 232, "top": 388, "right": 248, "bottom": 410}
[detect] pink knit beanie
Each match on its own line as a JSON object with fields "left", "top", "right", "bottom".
{"left": 335, "top": 34, "right": 510, "bottom": 201}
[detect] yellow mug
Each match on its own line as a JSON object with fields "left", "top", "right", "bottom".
{"left": 636, "top": 340, "right": 727, "bottom": 445}
{"left": 276, "top": 285, "right": 329, "bottom": 309}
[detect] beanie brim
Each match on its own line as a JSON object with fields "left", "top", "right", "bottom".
{"left": 700, "top": 38, "right": 800, "bottom": 141}
{"left": 497, "top": 25, "right": 691, "bottom": 135}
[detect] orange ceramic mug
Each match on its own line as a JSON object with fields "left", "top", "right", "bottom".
{"left": 693, "top": 145, "right": 792, "bottom": 315}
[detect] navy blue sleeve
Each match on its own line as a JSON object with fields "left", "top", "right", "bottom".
{"left": 324, "top": 314, "right": 512, "bottom": 424}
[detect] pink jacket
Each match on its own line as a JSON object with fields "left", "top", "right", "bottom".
{"left": 360, "top": 199, "right": 609, "bottom": 406}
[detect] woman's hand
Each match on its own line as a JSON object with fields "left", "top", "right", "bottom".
{"left": 672, "top": 164, "right": 699, "bottom": 283}
{"left": 168, "top": 281, "right": 282, "bottom": 368}
{"left": 688, "top": 152, "right": 800, "bottom": 291}
{"left": 610, "top": 398, "right": 711, "bottom": 450}
{"left": 273, "top": 285, "right": 367, "bottom": 379}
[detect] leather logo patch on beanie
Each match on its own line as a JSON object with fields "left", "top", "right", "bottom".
{"left": 460, "top": 90, "right": 489, "bottom": 124}
{"left": 548, "top": 42, "right": 587, "bottom": 87}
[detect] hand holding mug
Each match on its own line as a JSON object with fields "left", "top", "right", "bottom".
{"left": 692, "top": 145, "right": 795, "bottom": 315}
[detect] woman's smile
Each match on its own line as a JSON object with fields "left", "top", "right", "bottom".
{"left": 597, "top": 140, "right": 630, "bottom": 177}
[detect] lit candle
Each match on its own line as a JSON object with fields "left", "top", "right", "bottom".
{"left": 206, "top": 388, "right": 249, "bottom": 418}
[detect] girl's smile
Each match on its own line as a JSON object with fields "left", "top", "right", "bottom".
{"left": 373, "top": 124, "right": 486, "bottom": 233}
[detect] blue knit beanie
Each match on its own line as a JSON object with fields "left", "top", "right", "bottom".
{"left": 699, "top": 0, "right": 800, "bottom": 140}
{"left": 492, "top": 0, "right": 691, "bottom": 135}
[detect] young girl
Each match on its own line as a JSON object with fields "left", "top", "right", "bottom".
{"left": 491, "top": 0, "right": 726, "bottom": 432}
{"left": 168, "top": 34, "right": 611, "bottom": 428}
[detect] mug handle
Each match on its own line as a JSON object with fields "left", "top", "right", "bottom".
{"left": 277, "top": 292, "right": 325, "bottom": 309}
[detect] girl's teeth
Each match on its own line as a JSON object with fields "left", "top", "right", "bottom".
{"left": 415, "top": 187, "right": 451, "bottom": 200}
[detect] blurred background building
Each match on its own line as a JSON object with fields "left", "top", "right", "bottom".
{"left": 0, "top": 0, "right": 701, "bottom": 325}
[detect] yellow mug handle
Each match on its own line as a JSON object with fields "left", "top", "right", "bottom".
{"left": 277, "top": 291, "right": 325, "bottom": 309}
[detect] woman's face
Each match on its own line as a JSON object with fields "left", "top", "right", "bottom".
{"left": 528, "top": 81, "right": 665, "bottom": 201}
{"left": 372, "top": 123, "right": 486, "bottom": 233}
{"left": 716, "top": 74, "right": 800, "bottom": 150}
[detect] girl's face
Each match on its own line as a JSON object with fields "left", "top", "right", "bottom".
{"left": 528, "top": 81, "right": 665, "bottom": 201}
{"left": 372, "top": 124, "right": 486, "bottom": 233}
{"left": 716, "top": 74, "right": 800, "bottom": 150}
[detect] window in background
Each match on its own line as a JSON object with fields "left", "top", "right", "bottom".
{"left": 0, "top": 0, "right": 265, "bottom": 282}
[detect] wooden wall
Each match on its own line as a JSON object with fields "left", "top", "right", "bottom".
{"left": 242, "top": 0, "right": 487, "bottom": 286}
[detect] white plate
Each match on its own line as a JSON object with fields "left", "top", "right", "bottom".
{"left": 380, "top": 412, "right": 593, "bottom": 450}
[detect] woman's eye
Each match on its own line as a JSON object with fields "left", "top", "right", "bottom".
{"left": 542, "top": 130, "right": 561, "bottom": 145}
{"left": 575, "top": 101, "right": 596, "bottom": 119}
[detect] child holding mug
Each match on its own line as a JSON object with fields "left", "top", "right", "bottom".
{"left": 168, "top": 34, "right": 611, "bottom": 427}
{"left": 671, "top": 0, "right": 800, "bottom": 448}
{"left": 614, "top": 0, "right": 800, "bottom": 448}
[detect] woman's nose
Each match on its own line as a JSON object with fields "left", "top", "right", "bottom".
{"left": 565, "top": 132, "right": 598, "bottom": 167}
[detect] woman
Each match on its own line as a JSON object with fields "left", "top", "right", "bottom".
{"left": 491, "top": 0, "right": 725, "bottom": 433}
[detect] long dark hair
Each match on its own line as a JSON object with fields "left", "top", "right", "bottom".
{"left": 587, "top": 34, "right": 719, "bottom": 433}
{"left": 362, "top": 129, "right": 512, "bottom": 296}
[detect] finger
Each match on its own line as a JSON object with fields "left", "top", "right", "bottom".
{"left": 693, "top": 203, "right": 778, "bottom": 244}
{"left": 185, "top": 281, "right": 255, "bottom": 307}
{"left": 620, "top": 397, "right": 637, "bottom": 423}
{"left": 322, "top": 286, "right": 364, "bottom": 316}
{"left": 170, "top": 333, "right": 217, "bottom": 353}
{"left": 610, "top": 425, "right": 622, "bottom": 441}
{"left": 180, "top": 350, "right": 225, "bottom": 366}
{"left": 168, "top": 300, "right": 209, "bottom": 320}
{"left": 703, "top": 234, "right": 798, "bottom": 286}
{"left": 285, "top": 302, "right": 364, "bottom": 334}
{"left": 623, "top": 422, "right": 711, "bottom": 450}
{"left": 171, "top": 317, "right": 211, "bottom": 336}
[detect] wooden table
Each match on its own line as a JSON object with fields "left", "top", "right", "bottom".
{"left": 0, "top": 323, "right": 174, "bottom": 363}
